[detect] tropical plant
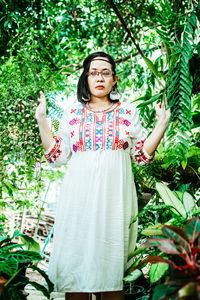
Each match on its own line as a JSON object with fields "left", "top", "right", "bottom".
{"left": 130, "top": 183, "right": 199, "bottom": 231}
{"left": 131, "top": 217, "right": 200, "bottom": 300}
{"left": 0, "top": 230, "right": 53, "bottom": 300}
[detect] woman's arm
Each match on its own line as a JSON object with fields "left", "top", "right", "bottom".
{"left": 143, "top": 103, "right": 171, "bottom": 156}
{"left": 35, "top": 91, "right": 54, "bottom": 151}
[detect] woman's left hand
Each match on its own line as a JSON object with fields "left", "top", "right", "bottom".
{"left": 154, "top": 102, "right": 171, "bottom": 126}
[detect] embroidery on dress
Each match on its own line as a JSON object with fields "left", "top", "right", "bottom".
{"left": 69, "top": 103, "right": 135, "bottom": 153}
{"left": 134, "top": 139, "right": 154, "bottom": 164}
{"left": 44, "top": 136, "right": 62, "bottom": 163}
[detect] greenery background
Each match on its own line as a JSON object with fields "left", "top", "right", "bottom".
{"left": 0, "top": 0, "right": 199, "bottom": 234}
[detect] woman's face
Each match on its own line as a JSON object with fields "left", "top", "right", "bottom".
{"left": 87, "top": 57, "right": 118, "bottom": 101}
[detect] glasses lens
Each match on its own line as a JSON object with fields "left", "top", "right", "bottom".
{"left": 87, "top": 71, "right": 113, "bottom": 77}
{"left": 102, "top": 71, "right": 112, "bottom": 77}
{"left": 88, "top": 71, "right": 97, "bottom": 77}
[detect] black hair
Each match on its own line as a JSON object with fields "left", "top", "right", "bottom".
{"left": 77, "top": 51, "right": 119, "bottom": 103}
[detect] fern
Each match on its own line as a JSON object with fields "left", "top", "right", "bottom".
{"left": 166, "top": 13, "right": 198, "bottom": 167}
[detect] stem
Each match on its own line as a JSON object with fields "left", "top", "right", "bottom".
{"left": 108, "top": 0, "right": 145, "bottom": 57}
{"left": 4, "top": 267, "right": 24, "bottom": 287}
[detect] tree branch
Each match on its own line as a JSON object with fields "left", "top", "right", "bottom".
{"left": 108, "top": 0, "right": 145, "bottom": 57}
{"left": 59, "top": 47, "right": 159, "bottom": 74}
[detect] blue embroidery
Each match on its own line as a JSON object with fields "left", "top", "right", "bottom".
{"left": 77, "top": 109, "right": 83, "bottom": 115}
{"left": 119, "top": 108, "right": 125, "bottom": 114}
{"left": 85, "top": 139, "right": 92, "bottom": 150}
{"left": 87, "top": 113, "right": 93, "bottom": 122}
{"left": 96, "top": 128, "right": 103, "bottom": 135}
{"left": 106, "top": 139, "right": 113, "bottom": 149}
{"left": 107, "top": 111, "right": 113, "bottom": 121}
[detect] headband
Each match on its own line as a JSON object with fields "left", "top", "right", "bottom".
{"left": 91, "top": 58, "right": 112, "bottom": 64}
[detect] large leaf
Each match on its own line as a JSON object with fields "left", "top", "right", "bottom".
{"left": 162, "top": 226, "right": 190, "bottom": 254}
{"left": 156, "top": 183, "right": 186, "bottom": 218}
{"left": 20, "top": 235, "right": 40, "bottom": 253}
{"left": 149, "top": 263, "right": 169, "bottom": 284}
{"left": 182, "top": 192, "right": 196, "bottom": 217}
{"left": 0, "top": 256, "right": 18, "bottom": 276}
{"left": 144, "top": 238, "right": 180, "bottom": 254}
{"left": 123, "top": 269, "right": 142, "bottom": 283}
{"left": 141, "top": 223, "right": 163, "bottom": 236}
{"left": 152, "top": 284, "right": 179, "bottom": 300}
{"left": 185, "top": 217, "right": 200, "bottom": 243}
{"left": 132, "top": 255, "right": 178, "bottom": 272}
{"left": 28, "top": 281, "right": 51, "bottom": 299}
{"left": 6, "top": 250, "right": 41, "bottom": 262}
{"left": 30, "top": 265, "right": 54, "bottom": 294}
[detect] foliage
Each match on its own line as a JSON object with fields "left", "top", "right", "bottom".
{"left": 0, "top": 2, "right": 200, "bottom": 281}
{"left": 132, "top": 217, "right": 200, "bottom": 300}
{"left": 126, "top": 183, "right": 200, "bottom": 288}
{"left": 0, "top": 230, "right": 53, "bottom": 299}
{"left": 130, "top": 183, "right": 199, "bottom": 229}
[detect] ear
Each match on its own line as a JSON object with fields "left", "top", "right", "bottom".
{"left": 113, "top": 74, "right": 118, "bottom": 85}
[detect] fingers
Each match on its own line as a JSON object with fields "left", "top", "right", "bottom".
{"left": 40, "top": 91, "right": 45, "bottom": 99}
{"left": 38, "top": 91, "right": 46, "bottom": 103}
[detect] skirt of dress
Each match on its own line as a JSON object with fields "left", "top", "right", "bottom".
{"left": 47, "top": 149, "right": 138, "bottom": 292}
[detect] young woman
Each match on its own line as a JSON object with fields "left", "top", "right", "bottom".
{"left": 35, "top": 51, "right": 170, "bottom": 300}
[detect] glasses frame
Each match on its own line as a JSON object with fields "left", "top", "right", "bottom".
{"left": 87, "top": 70, "right": 114, "bottom": 78}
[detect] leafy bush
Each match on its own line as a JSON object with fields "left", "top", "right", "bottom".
{"left": 0, "top": 230, "right": 53, "bottom": 299}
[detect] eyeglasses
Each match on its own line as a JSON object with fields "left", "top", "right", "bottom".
{"left": 87, "top": 70, "right": 113, "bottom": 78}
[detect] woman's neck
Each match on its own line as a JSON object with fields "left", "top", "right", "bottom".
{"left": 89, "top": 96, "right": 111, "bottom": 108}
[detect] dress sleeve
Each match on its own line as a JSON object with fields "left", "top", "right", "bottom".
{"left": 129, "top": 107, "right": 154, "bottom": 166}
{"left": 44, "top": 110, "right": 72, "bottom": 167}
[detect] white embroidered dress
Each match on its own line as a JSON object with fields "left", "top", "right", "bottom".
{"left": 44, "top": 101, "right": 153, "bottom": 293}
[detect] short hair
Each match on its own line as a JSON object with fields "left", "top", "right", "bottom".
{"left": 77, "top": 51, "right": 119, "bottom": 103}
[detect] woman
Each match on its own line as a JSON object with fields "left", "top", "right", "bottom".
{"left": 35, "top": 51, "right": 170, "bottom": 300}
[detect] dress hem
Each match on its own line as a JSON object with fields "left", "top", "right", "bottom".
{"left": 53, "top": 287, "right": 124, "bottom": 293}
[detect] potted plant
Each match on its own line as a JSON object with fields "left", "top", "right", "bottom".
{"left": 0, "top": 230, "right": 53, "bottom": 299}
{"left": 131, "top": 217, "right": 200, "bottom": 300}
{"left": 124, "top": 282, "right": 144, "bottom": 299}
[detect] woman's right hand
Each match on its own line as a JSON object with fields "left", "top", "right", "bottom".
{"left": 35, "top": 91, "right": 47, "bottom": 122}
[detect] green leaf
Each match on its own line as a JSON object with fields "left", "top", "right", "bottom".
{"left": 141, "top": 223, "right": 163, "bottom": 236}
{"left": 20, "top": 235, "right": 40, "bottom": 253}
{"left": 152, "top": 284, "right": 179, "bottom": 300}
{"left": 182, "top": 192, "right": 195, "bottom": 216}
{"left": 123, "top": 269, "right": 142, "bottom": 283}
{"left": 143, "top": 57, "right": 160, "bottom": 79}
{"left": 0, "top": 256, "right": 18, "bottom": 276}
{"left": 6, "top": 250, "right": 41, "bottom": 262}
{"left": 149, "top": 263, "right": 169, "bottom": 284}
{"left": 27, "top": 281, "right": 51, "bottom": 299}
{"left": 185, "top": 217, "right": 200, "bottom": 243}
{"left": 155, "top": 183, "right": 186, "bottom": 218}
{"left": 181, "top": 160, "right": 187, "bottom": 169}
{"left": 30, "top": 265, "right": 54, "bottom": 294}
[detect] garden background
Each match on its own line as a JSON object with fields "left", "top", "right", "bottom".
{"left": 0, "top": 0, "right": 200, "bottom": 299}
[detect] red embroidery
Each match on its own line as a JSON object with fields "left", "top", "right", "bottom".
{"left": 125, "top": 131, "right": 130, "bottom": 135}
{"left": 118, "top": 139, "right": 124, "bottom": 149}
{"left": 117, "top": 139, "right": 129, "bottom": 150}
{"left": 126, "top": 109, "right": 131, "bottom": 115}
{"left": 119, "top": 117, "right": 124, "bottom": 124}
{"left": 71, "top": 130, "right": 74, "bottom": 138}
{"left": 134, "top": 139, "right": 154, "bottom": 165}
{"left": 70, "top": 109, "right": 77, "bottom": 114}
{"left": 44, "top": 136, "right": 62, "bottom": 163}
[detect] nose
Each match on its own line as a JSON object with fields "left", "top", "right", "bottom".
{"left": 96, "top": 73, "right": 104, "bottom": 81}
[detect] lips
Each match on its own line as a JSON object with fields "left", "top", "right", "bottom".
{"left": 95, "top": 85, "right": 104, "bottom": 89}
